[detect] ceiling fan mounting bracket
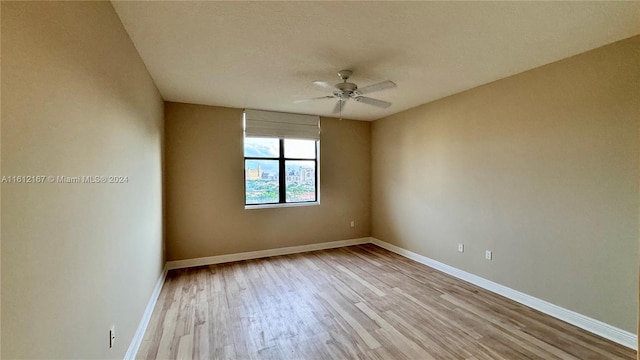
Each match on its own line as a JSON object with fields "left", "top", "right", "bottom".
{"left": 338, "top": 69, "right": 352, "bottom": 80}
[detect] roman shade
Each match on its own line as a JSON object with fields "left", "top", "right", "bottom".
{"left": 244, "top": 109, "right": 320, "bottom": 140}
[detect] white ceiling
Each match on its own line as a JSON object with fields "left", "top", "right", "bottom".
{"left": 112, "top": 1, "right": 640, "bottom": 121}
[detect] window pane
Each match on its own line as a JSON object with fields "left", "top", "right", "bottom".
{"left": 245, "top": 160, "right": 279, "bottom": 204}
{"left": 244, "top": 137, "right": 279, "bottom": 158}
{"left": 285, "top": 160, "right": 316, "bottom": 202}
{"left": 284, "top": 139, "right": 316, "bottom": 159}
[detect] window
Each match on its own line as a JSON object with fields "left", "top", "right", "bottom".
{"left": 244, "top": 138, "right": 318, "bottom": 205}
{"left": 243, "top": 110, "right": 320, "bottom": 207}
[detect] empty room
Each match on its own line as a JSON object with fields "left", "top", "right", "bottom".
{"left": 2, "top": 1, "right": 639, "bottom": 359}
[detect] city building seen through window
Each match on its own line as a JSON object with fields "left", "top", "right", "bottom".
{"left": 244, "top": 137, "right": 318, "bottom": 205}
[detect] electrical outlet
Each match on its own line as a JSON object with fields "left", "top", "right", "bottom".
{"left": 485, "top": 250, "right": 492, "bottom": 260}
{"left": 350, "top": 220, "right": 355, "bottom": 228}
{"left": 457, "top": 244, "right": 464, "bottom": 253}
{"left": 109, "top": 326, "right": 115, "bottom": 348}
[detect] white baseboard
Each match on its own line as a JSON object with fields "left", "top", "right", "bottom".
{"left": 124, "top": 265, "right": 168, "bottom": 360}
{"left": 370, "top": 237, "right": 638, "bottom": 350}
{"left": 166, "top": 237, "right": 371, "bottom": 270}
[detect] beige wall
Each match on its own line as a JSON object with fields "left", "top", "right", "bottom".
{"left": 1, "top": 2, "right": 164, "bottom": 359}
{"left": 372, "top": 36, "right": 639, "bottom": 333}
{"left": 165, "top": 102, "right": 370, "bottom": 260}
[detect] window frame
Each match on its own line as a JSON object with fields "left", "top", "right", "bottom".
{"left": 244, "top": 137, "right": 319, "bottom": 208}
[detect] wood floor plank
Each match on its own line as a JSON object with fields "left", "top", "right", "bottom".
{"left": 316, "top": 290, "right": 382, "bottom": 350}
{"left": 335, "top": 264, "right": 387, "bottom": 297}
{"left": 355, "top": 302, "right": 436, "bottom": 360}
{"left": 176, "top": 334, "right": 193, "bottom": 360}
{"left": 138, "top": 245, "right": 636, "bottom": 360}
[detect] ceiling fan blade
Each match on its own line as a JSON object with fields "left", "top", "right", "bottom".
{"left": 293, "top": 96, "right": 334, "bottom": 104}
{"left": 357, "top": 80, "right": 396, "bottom": 95}
{"left": 312, "top": 80, "right": 336, "bottom": 89}
{"left": 332, "top": 99, "right": 346, "bottom": 114}
{"left": 355, "top": 96, "right": 391, "bottom": 108}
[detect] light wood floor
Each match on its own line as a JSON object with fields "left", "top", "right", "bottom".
{"left": 138, "top": 244, "right": 636, "bottom": 359}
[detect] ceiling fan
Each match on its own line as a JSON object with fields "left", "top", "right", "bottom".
{"left": 295, "top": 70, "right": 396, "bottom": 116}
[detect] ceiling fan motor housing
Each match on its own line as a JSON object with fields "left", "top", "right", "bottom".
{"left": 334, "top": 82, "right": 358, "bottom": 98}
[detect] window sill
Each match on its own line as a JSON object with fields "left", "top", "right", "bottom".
{"left": 245, "top": 201, "right": 319, "bottom": 210}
